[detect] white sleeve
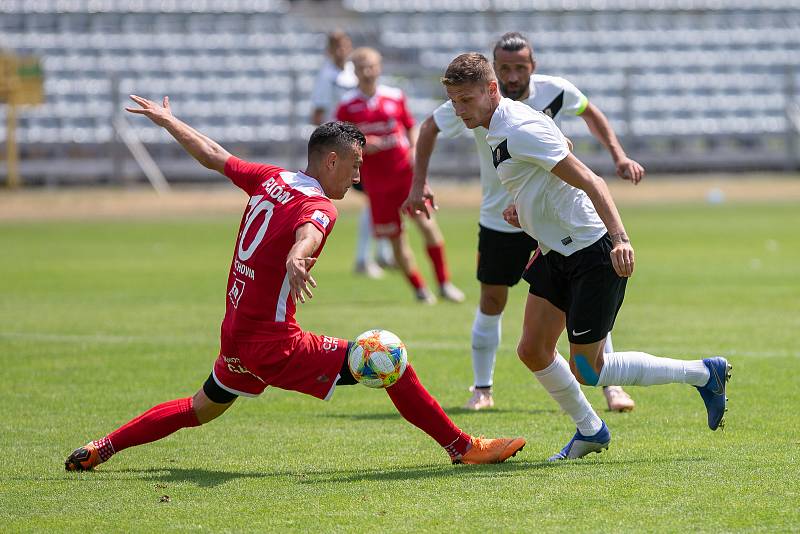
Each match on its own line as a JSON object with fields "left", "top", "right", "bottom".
{"left": 552, "top": 76, "right": 589, "bottom": 116}
{"left": 432, "top": 100, "right": 469, "bottom": 139}
{"left": 508, "top": 115, "right": 570, "bottom": 172}
{"left": 310, "top": 67, "right": 333, "bottom": 111}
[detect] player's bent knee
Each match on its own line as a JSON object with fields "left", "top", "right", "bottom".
{"left": 571, "top": 354, "right": 600, "bottom": 386}
{"left": 194, "top": 374, "right": 237, "bottom": 424}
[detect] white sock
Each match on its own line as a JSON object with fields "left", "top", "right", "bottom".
{"left": 376, "top": 238, "right": 393, "bottom": 264}
{"left": 355, "top": 206, "right": 373, "bottom": 264}
{"left": 535, "top": 355, "right": 603, "bottom": 436}
{"left": 597, "top": 352, "right": 710, "bottom": 387}
{"left": 471, "top": 309, "right": 501, "bottom": 388}
{"left": 603, "top": 332, "right": 614, "bottom": 354}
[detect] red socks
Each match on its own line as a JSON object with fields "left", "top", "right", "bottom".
{"left": 426, "top": 244, "right": 450, "bottom": 285}
{"left": 106, "top": 396, "right": 200, "bottom": 455}
{"left": 386, "top": 364, "right": 471, "bottom": 459}
{"left": 406, "top": 270, "right": 426, "bottom": 290}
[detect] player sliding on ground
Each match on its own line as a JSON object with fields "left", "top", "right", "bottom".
{"left": 64, "top": 95, "right": 525, "bottom": 471}
{"left": 406, "top": 32, "right": 639, "bottom": 412}
{"left": 436, "top": 54, "right": 731, "bottom": 461}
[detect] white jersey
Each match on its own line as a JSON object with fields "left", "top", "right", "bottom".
{"left": 486, "top": 98, "right": 606, "bottom": 256}
{"left": 433, "top": 74, "right": 588, "bottom": 233}
{"left": 310, "top": 59, "right": 358, "bottom": 122}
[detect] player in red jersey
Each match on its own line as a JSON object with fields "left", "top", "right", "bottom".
{"left": 336, "top": 47, "right": 465, "bottom": 304}
{"left": 64, "top": 95, "right": 525, "bottom": 471}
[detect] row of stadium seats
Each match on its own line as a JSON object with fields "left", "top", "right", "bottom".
{"left": 345, "top": 0, "right": 800, "bottom": 12}
{"left": 0, "top": 0, "right": 289, "bottom": 13}
{"left": 1, "top": 4, "right": 798, "bottom": 174}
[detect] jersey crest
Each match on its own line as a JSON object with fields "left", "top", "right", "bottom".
{"left": 542, "top": 90, "right": 565, "bottom": 119}
{"left": 492, "top": 139, "right": 511, "bottom": 169}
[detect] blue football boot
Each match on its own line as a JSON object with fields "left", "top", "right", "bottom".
{"left": 547, "top": 421, "right": 611, "bottom": 461}
{"left": 696, "top": 356, "right": 732, "bottom": 430}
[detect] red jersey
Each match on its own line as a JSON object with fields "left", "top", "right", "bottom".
{"left": 221, "top": 157, "right": 338, "bottom": 343}
{"left": 335, "top": 85, "right": 415, "bottom": 191}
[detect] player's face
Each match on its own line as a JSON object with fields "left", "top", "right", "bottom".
{"left": 354, "top": 56, "right": 381, "bottom": 86}
{"left": 445, "top": 81, "right": 497, "bottom": 129}
{"left": 330, "top": 39, "right": 352, "bottom": 65}
{"left": 330, "top": 144, "right": 363, "bottom": 199}
{"left": 494, "top": 47, "right": 534, "bottom": 101}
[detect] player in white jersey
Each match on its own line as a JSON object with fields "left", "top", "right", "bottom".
{"left": 310, "top": 30, "right": 392, "bottom": 279}
{"left": 436, "top": 53, "right": 731, "bottom": 461}
{"left": 406, "top": 33, "right": 640, "bottom": 412}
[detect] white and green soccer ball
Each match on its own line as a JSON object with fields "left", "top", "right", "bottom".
{"left": 348, "top": 329, "right": 408, "bottom": 388}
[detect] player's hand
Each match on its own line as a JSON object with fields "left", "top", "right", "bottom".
{"left": 616, "top": 157, "right": 645, "bottom": 185}
{"left": 402, "top": 182, "right": 437, "bottom": 219}
{"left": 286, "top": 256, "right": 318, "bottom": 304}
{"left": 609, "top": 234, "right": 634, "bottom": 277}
{"left": 125, "top": 95, "right": 175, "bottom": 127}
{"left": 502, "top": 203, "right": 521, "bottom": 228}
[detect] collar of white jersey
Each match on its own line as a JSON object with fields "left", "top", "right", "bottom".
{"left": 490, "top": 97, "right": 515, "bottom": 131}
{"left": 281, "top": 170, "right": 328, "bottom": 198}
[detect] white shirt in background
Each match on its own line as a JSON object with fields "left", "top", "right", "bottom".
{"left": 310, "top": 59, "right": 358, "bottom": 122}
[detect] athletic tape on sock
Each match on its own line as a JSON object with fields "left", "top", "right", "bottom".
{"left": 574, "top": 354, "right": 599, "bottom": 386}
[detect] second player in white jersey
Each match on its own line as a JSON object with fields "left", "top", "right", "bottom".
{"left": 433, "top": 74, "right": 588, "bottom": 233}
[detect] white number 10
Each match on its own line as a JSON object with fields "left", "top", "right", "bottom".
{"left": 237, "top": 195, "right": 275, "bottom": 261}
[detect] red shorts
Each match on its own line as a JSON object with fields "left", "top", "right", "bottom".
{"left": 365, "top": 168, "right": 413, "bottom": 239}
{"left": 212, "top": 331, "right": 349, "bottom": 400}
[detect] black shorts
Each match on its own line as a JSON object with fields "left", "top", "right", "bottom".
{"left": 477, "top": 224, "right": 539, "bottom": 286}
{"left": 523, "top": 233, "right": 627, "bottom": 344}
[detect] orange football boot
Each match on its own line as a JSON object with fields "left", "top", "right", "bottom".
{"left": 65, "top": 442, "right": 103, "bottom": 471}
{"left": 454, "top": 436, "right": 526, "bottom": 465}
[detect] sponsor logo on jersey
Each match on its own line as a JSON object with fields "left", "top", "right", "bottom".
{"left": 492, "top": 140, "right": 511, "bottom": 168}
{"left": 561, "top": 236, "right": 573, "bottom": 246}
{"left": 322, "top": 336, "right": 340, "bottom": 352}
{"left": 312, "top": 210, "right": 331, "bottom": 229}
{"left": 234, "top": 259, "right": 255, "bottom": 280}
{"left": 542, "top": 90, "right": 565, "bottom": 119}
{"left": 228, "top": 277, "right": 246, "bottom": 308}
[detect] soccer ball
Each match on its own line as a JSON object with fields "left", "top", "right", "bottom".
{"left": 348, "top": 329, "right": 408, "bottom": 388}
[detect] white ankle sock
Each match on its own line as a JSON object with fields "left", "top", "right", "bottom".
{"left": 603, "top": 332, "right": 614, "bottom": 354}
{"left": 597, "top": 352, "right": 710, "bottom": 387}
{"left": 355, "top": 206, "right": 372, "bottom": 264}
{"left": 471, "top": 310, "right": 501, "bottom": 388}
{"left": 535, "top": 355, "right": 603, "bottom": 436}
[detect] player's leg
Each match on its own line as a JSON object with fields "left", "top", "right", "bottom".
{"left": 464, "top": 283, "right": 507, "bottom": 410}
{"left": 601, "top": 333, "right": 636, "bottom": 412}
{"left": 567, "top": 234, "right": 730, "bottom": 431}
{"left": 65, "top": 376, "right": 236, "bottom": 471}
{"left": 288, "top": 333, "right": 525, "bottom": 465}
{"left": 389, "top": 233, "right": 435, "bottom": 304}
{"left": 409, "top": 211, "right": 465, "bottom": 302}
{"left": 354, "top": 204, "right": 383, "bottom": 279}
{"left": 465, "top": 226, "right": 539, "bottom": 410}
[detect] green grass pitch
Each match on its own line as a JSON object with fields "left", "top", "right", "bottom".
{"left": 1, "top": 200, "right": 799, "bottom": 532}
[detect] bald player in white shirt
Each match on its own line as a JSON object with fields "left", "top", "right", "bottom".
{"left": 406, "top": 32, "right": 641, "bottom": 412}
{"left": 432, "top": 52, "right": 731, "bottom": 461}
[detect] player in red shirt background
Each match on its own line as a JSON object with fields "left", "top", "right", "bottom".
{"left": 64, "top": 95, "right": 525, "bottom": 470}
{"left": 336, "top": 47, "right": 465, "bottom": 304}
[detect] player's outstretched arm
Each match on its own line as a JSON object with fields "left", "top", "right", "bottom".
{"left": 579, "top": 102, "right": 645, "bottom": 184}
{"left": 285, "top": 223, "right": 325, "bottom": 304}
{"left": 125, "top": 95, "right": 232, "bottom": 175}
{"left": 551, "top": 154, "right": 634, "bottom": 277}
{"left": 403, "top": 116, "right": 440, "bottom": 218}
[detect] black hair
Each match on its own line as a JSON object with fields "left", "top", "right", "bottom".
{"left": 493, "top": 32, "right": 535, "bottom": 63}
{"left": 308, "top": 121, "right": 366, "bottom": 159}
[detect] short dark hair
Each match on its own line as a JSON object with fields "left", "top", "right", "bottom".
{"left": 441, "top": 53, "right": 496, "bottom": 87}
{"left": 308, "top": 121, "right": 365, "bottom": 159}
{"left": 493, "top": 32, "right": 535, "bottom": 63}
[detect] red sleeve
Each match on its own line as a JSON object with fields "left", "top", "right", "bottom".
{"left": 399, "top": 94, "right": 415, "bottom": 130}
{"left": 293, "top": 199, "right": 338, "bottom": 238}
{"left": 223, "top": 156, "right": 283, "bottom": 196}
